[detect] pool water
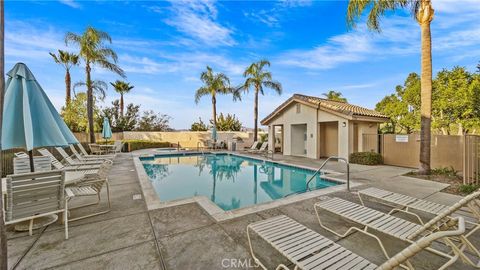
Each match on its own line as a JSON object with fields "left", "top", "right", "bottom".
{"left": 141, "top": 153, "right": 339, "bottom": 211}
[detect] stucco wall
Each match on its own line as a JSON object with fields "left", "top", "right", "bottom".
{"left": 268, "top": 103, "right": 318, "bottom": 159}
{"left": 74, "top": 131, "right": 256, "bottom": 149}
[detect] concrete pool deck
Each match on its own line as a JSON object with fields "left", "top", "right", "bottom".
{"left": 6, "top": 151, "right": 478, "bottom": 269}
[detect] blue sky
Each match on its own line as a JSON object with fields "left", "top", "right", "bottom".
{"left": 5, "top": 0, "right": 480, "bottom": 129}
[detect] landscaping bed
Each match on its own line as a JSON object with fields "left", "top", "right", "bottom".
{"left": 405, "top": 167, "right": 477, "bottom": 195}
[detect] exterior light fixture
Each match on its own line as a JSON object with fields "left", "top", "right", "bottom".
{"left": 342, "top": 122, "right": 346, "bottom": 127}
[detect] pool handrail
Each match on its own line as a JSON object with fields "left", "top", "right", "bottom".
{"left": 306, "top": 156, "right": 350, "bottom": 192}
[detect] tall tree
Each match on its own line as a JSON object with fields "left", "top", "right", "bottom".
{"left": 0, "top": 1, "right": 7, "bottom": 268}
{"left": 241, "top": 60, "right": 282, "bottom": 141}
{"left": 347, "top": 0, "right": 434, "bottom": 174}
{"left": 49, "top": 50, "right": 79, "bottom": 105}
{"left": 194, "top": 66, "right": 239, "bottom": 139}
{"left": 322, "top": 90, "right": 347, "bottom": 102}
{"left": 110, "top": 80, "right": 134, "bottom": 116}
{"left": 65, "top": 27, "right": 125, "bottom": 143}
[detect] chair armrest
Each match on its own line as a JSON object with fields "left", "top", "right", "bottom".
{"left": 65, "top": 188, "right": 75, "bottom": 198}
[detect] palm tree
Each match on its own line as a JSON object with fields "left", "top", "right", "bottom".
{"left": 110, "top": 80, "right": 134, "bottom": 116}
{"left": 322, "top": 90, "right": 347, "bottom": 102}
{"left": 194, "top": 66, "right": 239, "bottom": 136}
{"left": 49, "top": 50, "right": 79, "bottom": 105}
{"left": 347, "top": 0, "right": 434, "bottom": 174}
{"left": 0, "top": 2, "right": 7, "bottom": 267}
{"left": 241, "top": 60, "right": 282, "bottom": 141}
{"left": 73, "top": 80, "right": 108, "bottom": 102}
{"left": 65, "top": 27, "right": 125, "bottom": 143}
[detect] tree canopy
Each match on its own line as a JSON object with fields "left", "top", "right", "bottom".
{"left": 376, "top": 67, "right": 480, "bottom": 134}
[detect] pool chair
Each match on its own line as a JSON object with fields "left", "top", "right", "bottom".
{"left": 13, "top": 156, "right": 52, "bottom": 174}
{"left": 74, "top": 144, "right": 115, "bottom": 159}
{"left": 111, "top": 141, "right": 124, "bottom": 154}
{"left": 314, "top": 196, "right": 480, "bottom": 269}
{"left": 245, "top": 141, "right": 259, "bottom": 152}
{"left": 14, "top": 152, "right": 29, "bottom": 158}
{"left": 66, "top": 160, "right": 113, "bottom": 221}
{"left": 357, "top": 187, "right": 480, "bottom": 226}
{"left": 55, "top": 147, "right": 104, "bottom": 166}
{"left": 4, "top": 170, "right": 69, "bottom": 239}
{"left": 247, "top": 215, "right": 465, "bottom": 270}
{"left": 37, "top": 148, "right": 100, "bottom": 173}
{"left": 69, "top": 145, "right": 112, "bottom": 162}
{"left": 250, "top": 142, "right": 268, "bottom": 154}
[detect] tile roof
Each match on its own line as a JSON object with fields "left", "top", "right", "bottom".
{"left": 261, "top": 93, "right": 388, "bottom": 124}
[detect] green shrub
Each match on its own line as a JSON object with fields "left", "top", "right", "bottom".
{"left": 123, "top": 140, "right": 171, "bottom": 152}
{"left": 349, "top": 152, "right": 383, "bottom": 165}
{"left": 430, "top": 167, "right": 457, "bottom": 177}
{"left": 459, "top": 184, "right": 480, "bottom": 194}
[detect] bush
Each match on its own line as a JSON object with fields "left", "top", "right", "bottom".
{"left": 430, "top": 167, "right": 457, "bottom": 177}
{"left": 123, "top": 140, "right": 171, "bottom": 152}
{"left": 349, "top": 152, "right": 383, "bottom": 165}
{"left": 459, "top": 184, "right": 480, "bottom": 194}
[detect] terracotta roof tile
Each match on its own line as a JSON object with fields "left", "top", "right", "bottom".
{"left": 261, "top": 93, "right": 388, "bottom": 124}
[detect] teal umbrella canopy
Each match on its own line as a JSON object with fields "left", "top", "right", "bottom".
{"left": 1, "top": 63, "right": 79, "bottom": 151}
{"left": 102, "top": 117, "right": 112, "bottom": 140}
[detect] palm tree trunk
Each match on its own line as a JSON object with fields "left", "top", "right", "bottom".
{"left": 253, "top": 87, "right": 259, "bottom": 141}
{"left": 0, "top": 2, "right": 7, "bottom": 268}
{"left": 418, "top": 0, "right": 434, "bottom": 175}
{"left": 212, "top": 94, "right": 217, "bottom": 132}
{"left": 120, "top": 93, "right": 124, "bottom": 117}
{"left": 86, "top": 63, "right": 95, "bottom": 143}
{"left": 65, "top": 69, "right": 71, "bottom": 105}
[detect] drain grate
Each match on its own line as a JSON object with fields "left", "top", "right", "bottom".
{"left": 133, "top": 194, "right": 142, "bottom": 200}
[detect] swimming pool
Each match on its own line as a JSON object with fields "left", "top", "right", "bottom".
{"left": 140, "top": 153, "right": 341, "bottom": 211}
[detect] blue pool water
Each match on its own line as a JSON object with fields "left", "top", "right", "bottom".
{"left": 141, "top": 153, "right": 340, "bottom": 211}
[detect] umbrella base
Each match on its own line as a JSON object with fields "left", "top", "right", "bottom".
{"left": 14, "top": 214, "right": 58, "bottom": 232}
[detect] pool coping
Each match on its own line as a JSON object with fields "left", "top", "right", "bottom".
{"left": 133, "top": 150, "right": 362, "bottom": 222}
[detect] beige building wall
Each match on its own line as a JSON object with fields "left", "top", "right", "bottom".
{"left": 266, "top": 104, "right": 382, "bottom": 161}
{"left": 268, "top": 103, "right": 318, "bottom": 159}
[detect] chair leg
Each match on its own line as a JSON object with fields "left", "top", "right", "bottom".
{"left": 106, "top": 181, "right": 111, "bottom": 208}
{"left": 29, "top": 219, "right": 34, "bottom": 236}
{"left": 64, "top": 201, "right": 69, "bottom": 240}
{"left": 247, "top": 226, "right": 268, "bottom": 270}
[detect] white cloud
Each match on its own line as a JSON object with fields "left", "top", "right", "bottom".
{"left": 164, "top": 0, "right": 235, "bottom": 47}
{"left": 278, "top": 7, "right": 478, "bottom": 70}
{"left": 59, "top": 0, "right": 81, "bottom": 9}
{"left": 5, "top": 21, "right": 68, "bottom": 63}
{"left": 244, "top": 10, "right": 280, "bottom": 27}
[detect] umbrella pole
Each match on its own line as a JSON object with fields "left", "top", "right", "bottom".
{"left": 28, "top": 150, "right": 34, "bottom": 172}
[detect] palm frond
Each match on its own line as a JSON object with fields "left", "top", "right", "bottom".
{"left": 96, "top": 59, "right": 126, "bottom": 78}
{"left": 262, "top": 80, "right": 282, "bottom": 95}
{"left": 64, "top": 32, "right": 81, "bottom": 46}
{"left": 97, "top": 48, "right": 118, "bottom": 63}
{"left": 194, "top": 87, "right": 211, "bottom": 104}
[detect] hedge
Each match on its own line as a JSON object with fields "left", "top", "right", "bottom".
{"left": 123, "top": 140, "right": 171, "bottom": 152}
{"left": 349, "top": 152, "right": 383, "bottom": 165}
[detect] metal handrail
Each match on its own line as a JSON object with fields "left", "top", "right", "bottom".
{"left": 306, "top": 156, "right": 350, "bottom": 192}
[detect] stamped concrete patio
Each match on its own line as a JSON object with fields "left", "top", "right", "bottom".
{"left": 6, "top": 152, "right": 478, "bottom": 269}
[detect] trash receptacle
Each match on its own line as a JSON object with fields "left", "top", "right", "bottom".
{"left": 228, "top": 141, "right": 236, "bottom": 151}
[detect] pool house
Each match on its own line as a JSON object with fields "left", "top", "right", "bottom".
{"left": 261, "top": 94, "right": 389, "bottom": 160}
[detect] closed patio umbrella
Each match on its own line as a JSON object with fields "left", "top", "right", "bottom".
{"left": 211, "top": 126, "right": 217, "bottom": 149}
{"left": 102, "top": 117, "right": 112, "bottom": 144}
{"left": 1, "top": 63, "right": 79, "bottom": 171}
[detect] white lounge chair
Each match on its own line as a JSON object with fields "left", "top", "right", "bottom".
{"left": 248, "top": 142, "right": 268, "bottom": 154}
{"left": 358, "top": 187, "right": 480, "bottom": 225}
{"left": 14, "top": 152, "right": 29, "bottom": 159}
{"left": 4, "top": 170, "right": 70, "bottom": 239}
{"left": 37, "top": 148, "right": 99, "bottom": 173}
{"left": 68, "top": 145, "right": 112, "bottom": 162}
{"left": 111, "top": 141, "right": 123, "bottom": 154}
{"left": 74, "top": 144, "right": 115, "bottom": 159}
{"left": 66, "top": 160, "right": 113, "bottom": 221}
{"left": 247, "top": 215, "right": 465, "bottom": 270}
{"left": 314, "top": 196, "right": 480, "bottom": 269}
{"left": 13, "top": 156, "right": 51, "bottom": 174}
{"left": 245, "top": 141, "right": 259, "bottom": 152}
{"left": 55, "top": 147, "right": 104, "bottom": 166}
